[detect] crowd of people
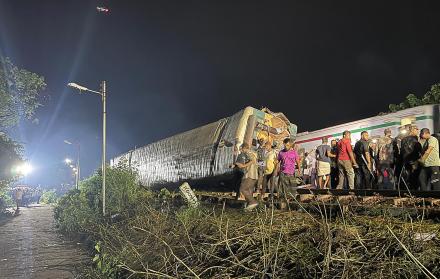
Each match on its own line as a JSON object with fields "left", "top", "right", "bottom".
{"left": 11, "top": 186, "right": 42, "bottom": 210}
{"left": 234, "top": 126, "right": 440, "bottom": 210}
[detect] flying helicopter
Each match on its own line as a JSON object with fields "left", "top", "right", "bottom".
{"left": 96, "top": 6, "right": 110, "bottom": 14}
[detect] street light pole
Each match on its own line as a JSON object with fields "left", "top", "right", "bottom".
{"left": 64, "top": 140, "right": 81, "bottom": 190}
{"left": 101, "top": 81, "right": 107, "bottom": 216}
{"left": 67, "top": 81, "right": 107, "bottom": 216}
{"left": 77, "top": 143, "right": 81, "bottom": 190}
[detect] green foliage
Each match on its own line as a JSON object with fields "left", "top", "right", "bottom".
{"left": 92, "top": 241, "right": 122, "bottom": 279}
{"left": 158, "top": 188, "right": 172, "bottom": 200}
{"left": 54, "top": 189, "right": 95, "bottom": 234}
{"left": 54, "top": 161, "right": 154, "bottom": 277}
{"left": 55, "top": 162, "right": 440, "bottom": 278}
{"left": 54, "top": 160, "right": 146, "bottom": 234}
{"left": 0, "top": 190, "right": 14, "bottom": 210}
{"left": 389, "top": 83, "right": 440, "bottom": 112}
{"left": 40, "top": 189, "right": 58, "bottom": 204}
{"left": 0, "top": 133, "right": 23, "bottom": 188}
{"left": 175, "top": 206, "right": 203, "bottom": 226}
{"left": 0, "top": 57, "right": 45, "bottom": 193}
{"left": 0, "top": 57, "right": 46, "bottom": 129}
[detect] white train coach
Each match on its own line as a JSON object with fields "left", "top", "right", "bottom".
{"left": 295, "top": 104, "right": 440, "bottom": 154}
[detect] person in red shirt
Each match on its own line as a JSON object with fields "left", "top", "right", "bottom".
{"left": 337, "top": 130, "right": 358, "bottom": 189}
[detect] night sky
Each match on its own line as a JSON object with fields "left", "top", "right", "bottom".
{"left": 1, "top": 0, "right": 440, "bottom": 187}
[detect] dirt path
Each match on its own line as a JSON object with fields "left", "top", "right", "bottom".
{"left": 0, "top": 204, "right": 89, "bottom": 279}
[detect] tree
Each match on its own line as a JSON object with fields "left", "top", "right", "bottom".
{"left": 0, "top": 57, "right": 46, "bottom": 130}
{"left": 389, "top": 83, "right": 440, "bottom": 112}
{"left": 0, "top": 133, "right": 23, "bottom": 181}
{"left": 0, "top": 57, "right": 46, "bottom": 200}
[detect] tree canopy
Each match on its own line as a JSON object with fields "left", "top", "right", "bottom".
{"left": 0, "top": 57, "right": 46, "bottom": 130}
{"left": 389, "top": 83, "right": 440, "bottom": 112}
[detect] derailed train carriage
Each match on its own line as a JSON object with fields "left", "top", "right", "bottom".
{"left": 111, "top": 107, "right": 297, "bottom": 191}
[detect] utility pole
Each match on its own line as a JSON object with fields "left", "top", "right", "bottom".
{"left": 67, "top": 81, "right": 107, "bottom": 216}
{"left": 101, "top": 81, "right": 107, "bottom": 216}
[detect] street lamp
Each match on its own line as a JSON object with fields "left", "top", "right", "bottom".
{"left": 64, "top": 158, "right": 77, "bottom": 189}
{"left": 14, "top": 163, "right": 33, "bottom": 176}
{"left": 68, "top": 81, "right": 107, "bottom": 216}
{"left": 64, "top": 140, "right": 81, "bottom": 190}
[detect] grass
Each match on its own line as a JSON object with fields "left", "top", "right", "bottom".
{"left": 69, "top": 197, "right": 440, "bottom": 279}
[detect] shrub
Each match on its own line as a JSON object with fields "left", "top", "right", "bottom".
{"left": 0, "top": 189, "right": 14, "bottom": 212}
{"left": 40, "top": 189, "right": 58, "bottom": 204}
{"left": 54, "top": 160, "right": 148, "bottom": 234}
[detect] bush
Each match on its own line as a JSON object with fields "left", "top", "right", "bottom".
{"left": 54, "top": 160, "right": 148, "bottom": 235}
{"left": 40, "top": 189, "right": 58, "bottom": 204}
{"left": 0, "top": 190, "right": 14, "bottom": 212}
{"left": 54, "top": 189, "right": 96, "bottom": 234}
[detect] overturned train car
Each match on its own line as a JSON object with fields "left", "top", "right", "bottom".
{"left": 111, "top": 107, "right": 297, "bottom": 191}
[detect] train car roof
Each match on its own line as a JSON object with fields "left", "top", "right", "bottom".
{"left": 113, "top": 106, "right": 297, "bottom": 160}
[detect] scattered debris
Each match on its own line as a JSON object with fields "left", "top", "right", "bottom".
{"left": 413, "top": 232, "right": 437, "bottom": 241}
{"left": 179, "top": 182, "right": 199, "bottom": 208}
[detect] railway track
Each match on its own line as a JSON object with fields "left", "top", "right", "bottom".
{"left": 194, "top": 187, "right": 440, "bottom": 214}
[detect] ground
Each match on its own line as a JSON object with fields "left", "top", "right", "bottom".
{"left": 0, "top": 204, "right": 89, "bottom": 279}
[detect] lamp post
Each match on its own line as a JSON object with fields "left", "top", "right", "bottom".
{"left": 64, "top": 140, "right": 81, "bottom": 190}
{"left": 67, "top": 81, "right": 107, "bottom": 216}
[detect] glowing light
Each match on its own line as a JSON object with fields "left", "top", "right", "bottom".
{"left": 14, "top": 163, "right": 33, "bottom": 176}
{"left": 96, "top": 6, "right": 110, "bottom": 13}
{"left": 67, "top": 83, "right": 89, "bottom": 91}
{"left": 65, "top": 158, "right": 72, "bottom": 164}
{"left": 372, "top": 139, "right": 377, "bottom": 143}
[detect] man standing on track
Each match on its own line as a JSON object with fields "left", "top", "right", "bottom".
{"left": 330, "top": 139, "right": 339, "bottom": 188}
{"left": 260, "top": 141, "right": 277, "bottom": 196}
{"left": 377, "top": 128, "right": 395, "bottom": 189}
{"left": 316, "top": 137, "right": 333, "bottom": 189}
{"left": 276, "top": 138, "right": 301, "bottom": 201}
{"left": 337, "top": 130, "right": 358, "bottom": 189}
{"left": 418, "top": 128, "right": 440, "bottom": 191}
{"left": 354, "top": 131, "right": 373, "bottom": 189}
{"left": 235, "top": 143, "right": 259, "bottom": 211}
{"left": 399, "top": 125, "right": 422, "bottom": 190}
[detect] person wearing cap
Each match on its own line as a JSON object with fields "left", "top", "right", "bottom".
{"left": 234, "top": 142, "right": 259, "bottom": 211}
{"left": 418, "top": 128, "right": 440, "bottom": 191}
{"left": 377, "top": 128, "right": 395, "bottom": 189}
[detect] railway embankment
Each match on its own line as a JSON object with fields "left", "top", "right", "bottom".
{"left": 54, "top": 163, "right": 440, "bottom": 278}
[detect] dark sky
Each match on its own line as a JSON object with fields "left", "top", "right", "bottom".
{"left": 1, "top": 0, "right": 440, "bottom": 186}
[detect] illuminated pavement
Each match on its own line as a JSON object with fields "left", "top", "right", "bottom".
{"left": 0, "top": 204, "right": 89, "bottom": 279}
